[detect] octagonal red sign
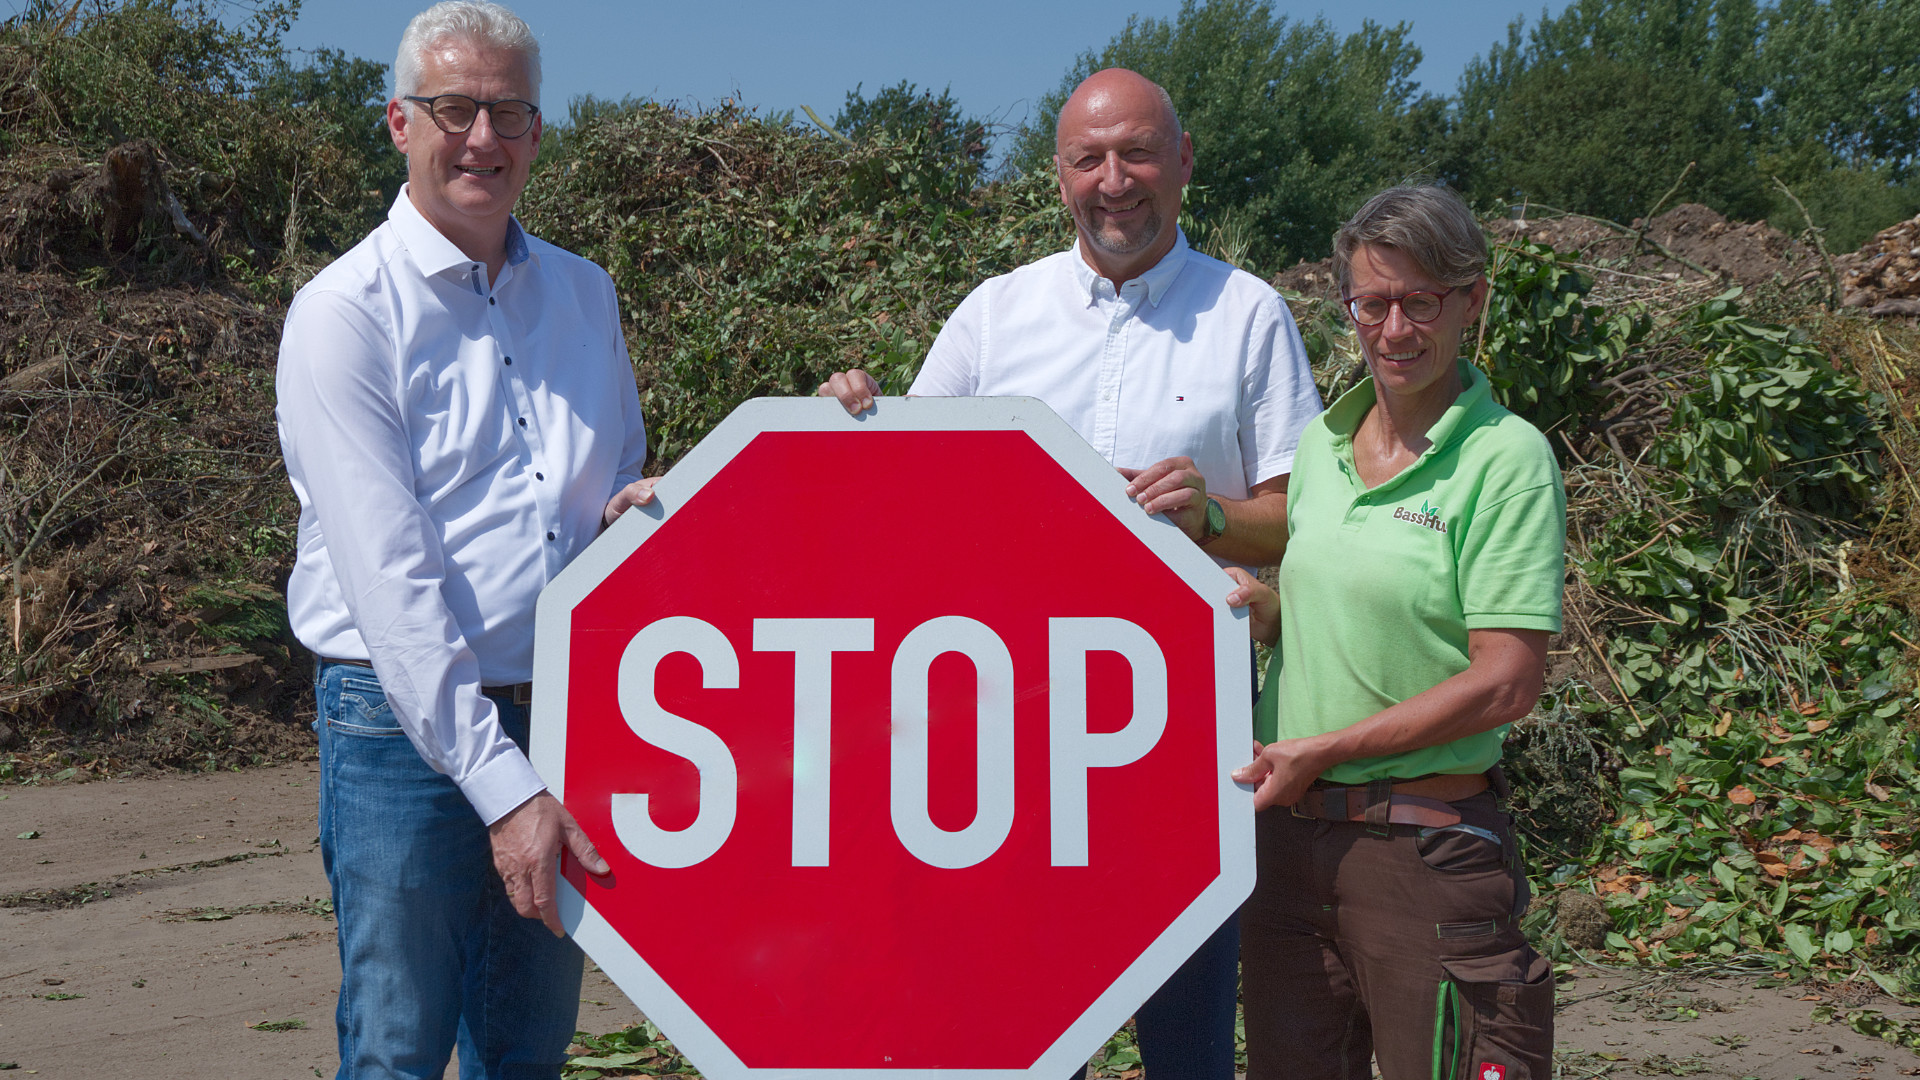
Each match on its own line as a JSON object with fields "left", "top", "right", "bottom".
{"left": 532, "top": 397, "right": 1253, "bottom": 1079}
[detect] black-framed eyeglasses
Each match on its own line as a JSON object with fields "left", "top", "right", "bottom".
{"left": 405, "top": 94, "right": 539, "bottom": 138}
{"left": 1342, "top": 286, "right": 1458, "bottom": 327}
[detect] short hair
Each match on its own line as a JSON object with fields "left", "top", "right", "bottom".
{"left": 393, "top": 1, "right": 542, "bottom": 104}
{"left": 1332, "top": 185, "right": 1487, "bottom": 294}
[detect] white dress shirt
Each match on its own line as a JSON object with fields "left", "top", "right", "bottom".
{"left": 911, "top": 231, "right": 1322, "bottom": 537}
{"left": 276, "top": 189, "right": 648, "bottom": 824}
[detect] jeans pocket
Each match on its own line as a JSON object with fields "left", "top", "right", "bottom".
{"left": 328, "top": 675, "right": 401, "bottom": 736}
{"left": 1416, "top": 823, "right": 1508, "bottom": 874}
{"left": 1435, "top": 948, "right": 1554, "bottom": 1080}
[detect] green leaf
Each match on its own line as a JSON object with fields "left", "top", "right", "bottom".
{"left": 1859, "top": 670, "right": 1895, "bottom": 701}
{"left": 1782, "top": 923, "right": 1818, "bottom": 964}
{"left": 1711, "top": 859, "right": 1740, "bottom": 894}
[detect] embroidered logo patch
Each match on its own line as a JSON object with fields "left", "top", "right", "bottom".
{"left": 1392, "top": 498, "right": 1449, "bottom": 534}
{"left": 1479, "top": 1063, "right": 1507, "bottom": 1080}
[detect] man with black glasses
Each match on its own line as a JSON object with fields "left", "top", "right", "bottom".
{"left": 275, "top": 3, "right": 653, "bottom": 1075}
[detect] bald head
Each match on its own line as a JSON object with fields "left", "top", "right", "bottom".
{"left": 1055, "top": 68, "right": 1181, "bottom": 152}
{"left": 1051, "top": 67, "right": 1193, "bottom": 286}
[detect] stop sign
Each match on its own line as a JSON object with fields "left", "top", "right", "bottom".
{"left": 531, "top": 396, "right": 1253, "bottom": 1078}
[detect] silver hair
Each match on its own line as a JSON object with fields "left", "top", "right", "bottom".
{"left": 1332, "top": 185, "right": 1487, "bottom": 293}
{"left": 393, "top": 1, "right": 542, "bottom": 104}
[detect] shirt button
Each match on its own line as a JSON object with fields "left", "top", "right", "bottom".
{"left": 504, "top": 356, "right": 513, "bottom": 366}
{"left": 535, "top": 472, "right": 544, "bottom": 481}
{"left": 547, "top": 531, "right": 556, "bottom": 541}
{"left": 489, "top": 297, "right": 497, "bottom": 305}
{"left": 517, "top": 417, "right": 527, "bottom": 427}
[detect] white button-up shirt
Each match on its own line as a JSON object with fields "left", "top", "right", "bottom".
{"left": 276, "top": 190, "right": 648, "bottom": 824}
{"left": 911, "top": 232, "right": 1322, "bottom": 537}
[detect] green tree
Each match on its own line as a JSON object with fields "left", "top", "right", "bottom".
{"left": 1448, "top": 0, "right": 1768, "bottom": 222}
{"left": 1006, "top": 0, "right": 1433, "bottom": 271}
{"left": 834, "top": 80, "right": 988, "bottom": 168}
{"left": 3, "top": 0, "right": 399, "bottom": 267}
{"left": 1753, "top": 0, "right": 1920, "bottom": 250}
{"left": 1757, "top": 0, "right": 1920, "bottom": 174}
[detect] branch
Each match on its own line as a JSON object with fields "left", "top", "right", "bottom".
{"left": 800, "top": 105, "right": 854, "bottom": 147}
{"left": 1771, "top": 176, "right": 1838, "bottom": 310}
{"left": 1515, "top": 202, "right": 1718, "bottom": 281}
{"left": 1641, "top": 160, "right": 1695, "bottom": 223}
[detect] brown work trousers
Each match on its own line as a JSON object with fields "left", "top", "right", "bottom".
{"left": 1241, "top": 790, "right": 1553, "bottom": 1080}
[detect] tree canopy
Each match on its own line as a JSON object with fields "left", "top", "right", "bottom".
{"left": 1005, "top": 0, "right": 1438, "bottom": 273}
{"left": 1016, "top": 0, "right": 1920, "bottom": 259}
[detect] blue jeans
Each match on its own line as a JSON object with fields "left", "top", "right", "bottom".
{"left": 315, "top": 661, "right": 584, "bottom": 1080}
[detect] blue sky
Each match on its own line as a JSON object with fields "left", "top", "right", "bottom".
{"left": 261, "top": 0, "right": 1564, "bottom": 133}
{"left": 3, "top": 1, "right": 1567, "bottom": 135}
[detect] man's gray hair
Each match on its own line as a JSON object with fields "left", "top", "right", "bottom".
{"left": 1332, "top": 185, "right": 1487, "bottom": 293}
{"left": 393, "top": 1, "right": 541, "bottom": 104}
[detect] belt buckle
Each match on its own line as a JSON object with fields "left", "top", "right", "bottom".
{"left": 513, "top": 683, "right": 533, "bottom": 707}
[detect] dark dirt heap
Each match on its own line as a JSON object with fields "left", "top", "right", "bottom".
{"left": 1274, "top": 203, "right": 1823, "bottom": 301}
{"left": 0, "top": 146, "right": 313, "bottom": 778}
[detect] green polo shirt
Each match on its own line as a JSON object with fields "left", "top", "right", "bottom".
{"left": 1254, "top": 360, "right": 1565, "bottom": 782}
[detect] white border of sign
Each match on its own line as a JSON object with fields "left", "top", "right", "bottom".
{"left": 533, "top": 396, "right": 1255, "bottom": 1079}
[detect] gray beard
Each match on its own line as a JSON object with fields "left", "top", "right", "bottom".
{"left": 1087, "top": 206, "right": 1164, "bottom": 256}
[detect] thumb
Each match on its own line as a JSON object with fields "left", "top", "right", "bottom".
{"left": 1252, "top": 773, "right": 1287, "bottom": 812}
{"left": 564, "top": 819, "right": 610, "bottom": 877}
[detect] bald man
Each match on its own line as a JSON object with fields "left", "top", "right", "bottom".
{"left": 822, "top": 68, "right": 1321, "bottom": 1078}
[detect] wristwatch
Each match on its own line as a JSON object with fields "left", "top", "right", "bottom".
{"left": 1197, "top": 496, "right": 1226, "bottom": 546}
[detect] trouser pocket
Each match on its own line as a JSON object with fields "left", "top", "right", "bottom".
{"left": 1433, "top": 948, "right": 1554, "bottom": 1080}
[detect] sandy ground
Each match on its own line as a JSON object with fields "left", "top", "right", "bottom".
{"left": 4, "top": 765, "right": 1919, "bottom": 1079}
{"left": 0, "top": 762, "right": 641, "bottom": 1080}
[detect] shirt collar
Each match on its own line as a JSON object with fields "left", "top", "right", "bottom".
{"left": 386, "top": 186, "right": 534, "bottom": 280}
{"left": 1069, "top": 228, "right": 1192, "bottom": 307}
{"left": 1324, "top": 359, "right": 1495, "bottom": 457}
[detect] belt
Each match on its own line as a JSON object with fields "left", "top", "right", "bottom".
{"left": 1291, "top": 773, "right": 1490, "bottom": 829}
{"left": 320, "top": 657, "right": 533, "bottom": 706}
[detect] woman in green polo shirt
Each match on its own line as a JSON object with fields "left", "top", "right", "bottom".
{"left": 1226, "top": 185, "right": 1565, "bottom": 1080}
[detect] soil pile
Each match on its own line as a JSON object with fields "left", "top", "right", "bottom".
{"left": 1273, "top": 204, "right": 1822, "bottom": 303}
{"left": 1271, "top": 257, "right": 1337, "bottom": 301}
{"left": 0, "top": 143, "right": 314, "bottom": 778}
{"left": 1488, "top": 203, "right": 1818, "bottom": 287}
{"left": 1639, "top": 203, "right": 1814, "bottom": 285}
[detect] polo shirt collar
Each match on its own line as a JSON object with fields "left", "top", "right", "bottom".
{"left": 1324, "top": 359, "right": 1496, "bottom": 462}
{"left": 1069, "top": 228, "right": 1191, "bottom": 307}
{"left": 386, "top": 186, "right": 534, "bottom": 279}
